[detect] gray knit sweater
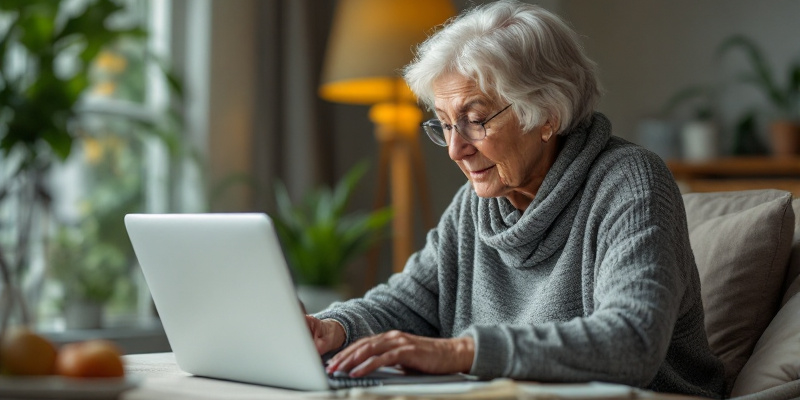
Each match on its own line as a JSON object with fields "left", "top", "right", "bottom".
{"left": 316, "top": 113, "right": 725, "bottom": 398}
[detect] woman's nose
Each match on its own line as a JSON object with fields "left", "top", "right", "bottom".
{"left": 448, "top": 129, "right": 474, "bottom": 161}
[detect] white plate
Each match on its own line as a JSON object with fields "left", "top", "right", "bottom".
{"left": 0, "top": 375, "right": 140, "bottom": 399}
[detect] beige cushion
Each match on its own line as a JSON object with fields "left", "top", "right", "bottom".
{"left": 782, "top": 273, "right": 800, "bottom": 307}
{"left": 730, "top": 290, "right": 800, "bottom": 397}
{"left": 781, "top": 199, "right": 800, "bottom": 306}
{"left": 683, "top": 189, "right": 794, "bottom": 395}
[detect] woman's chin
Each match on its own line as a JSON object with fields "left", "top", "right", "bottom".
{"left": 470, "top": 182, "right": 501, "bottom": 198}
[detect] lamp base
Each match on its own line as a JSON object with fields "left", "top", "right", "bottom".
{"left": 365, "top": 103, "right": 434, "bottom": 288}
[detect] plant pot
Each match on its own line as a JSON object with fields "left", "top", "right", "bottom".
{"left": 64, "top": 299, "right": 104, "bottom": 330}
{"left": 681, "top": 120, "right": 719, "bottom": 161}
{"left": 296, "top": 285, "right": 343, "bottom": 314}
{"left": 770, "top": 121, "right": 800, "bottom": 158}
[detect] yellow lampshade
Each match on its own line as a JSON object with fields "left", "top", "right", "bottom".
{"left": 319, "top": 0, "right": 455, "bottom": 105}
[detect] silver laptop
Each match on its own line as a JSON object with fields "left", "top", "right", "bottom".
{"left": 125, "top": 213, "right": 469, "bottom": 391}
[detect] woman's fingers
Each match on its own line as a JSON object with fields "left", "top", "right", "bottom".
{"left": 348, "top": 347, "right": 411, "bottom": 377}
{"left": 327, "top": 331, "right": 426, "bottom": 376}
{"left": 327, "top": 333, "right": 399, "bottom": 373}
{"left": 327, "top": 331, "right": 475, "bottom": 377}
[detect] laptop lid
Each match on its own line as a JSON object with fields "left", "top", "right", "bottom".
{"left": 125, "top": 213, "right": 330, "bottom": 391}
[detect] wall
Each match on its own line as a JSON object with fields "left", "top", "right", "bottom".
{"left": 559, "top": 0, "right": 800, "bottom": 152}
{"left": 194, "top": 0, "right": 800, "bottom": 285}
{"left": 212, "top": 1, "right": 260, "bottom": 211}
{"left": 331, "top": 0, "right": 800, "bottom": 283}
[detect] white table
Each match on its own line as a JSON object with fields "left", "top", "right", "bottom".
{"left": 121, "top": 353, "right": 702, "bottom": 400}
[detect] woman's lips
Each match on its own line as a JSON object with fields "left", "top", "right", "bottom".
{"left": 469, "top": 165, "right": 495, "bottom": 180}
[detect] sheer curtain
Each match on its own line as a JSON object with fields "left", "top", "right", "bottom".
{"left": 169, "top": 0, "right": 335, "bottom": 213}
{"left": 252, "top": 0, "right": 337, "bottom": 211}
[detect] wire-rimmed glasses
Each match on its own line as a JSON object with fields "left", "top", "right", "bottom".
{"left": 421, "top": 104, "right": 513, "bottom": 146}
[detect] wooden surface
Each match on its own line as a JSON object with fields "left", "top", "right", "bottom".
{"left": 120, "top": 353, "right": 704, "bottom": 400}
{"left": 667, "top": 157, "right": 800, "bottom": 196}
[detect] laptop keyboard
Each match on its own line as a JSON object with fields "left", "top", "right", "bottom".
{"left": 328, "top": 370, "right": 383, "bottom": 388}
{"left": 328, "top": 375, "right": 383, "bottom": 388}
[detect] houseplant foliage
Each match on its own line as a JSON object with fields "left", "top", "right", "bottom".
{"left": 662, "top": 84, "right": 723, "bottom": 161}
{"left": 48, "top": 224, "right": 126, "bottom": 309}
{"left": 0, "top": 0, "right": 146, "bottom": 161}
{"left": 717, "top": 35, "right": 800, "bottom": 156}
{"left": 0, "top": 0, "right": 152, "bottom": 332}
{"left": 46, "top": 132, "right": 144, "bottom": 328}
{"left": 717, "top": 35, "right": 800, "bottom": 121}
{"left": 272, "top": 162, "right": 392, "bottom": 289}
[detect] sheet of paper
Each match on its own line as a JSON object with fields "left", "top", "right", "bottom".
{"left": 519, "top": 381, "right": 638, "bottom": 398}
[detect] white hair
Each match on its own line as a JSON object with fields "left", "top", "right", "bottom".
{"left": 403, "top": 0, "right": 601, "bottom": 135}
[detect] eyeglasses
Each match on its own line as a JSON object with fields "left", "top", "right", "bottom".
{"left": 421, "top": 104, "right": 513, "bottom": 147}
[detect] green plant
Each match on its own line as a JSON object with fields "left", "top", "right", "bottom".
{"left": 55, "top": 133, "right": 143, "bottom": 306}
{"left": 0, "top": 0, "right": 184, "bottom": 333}
{"left": 663, "top": 84, "right": 720, "bottom": 121}
{"left": 272, "top": 162, "right": 393, "bottom": 288}
{"left": 48, "top": 224, "right": 127, "bottom": 305}
{"left": 0, "top": 0, "right": 146, "bottom": 162}
{"left": 0, "top": 0, "right": 146, "bottom": 332}
{"left": 717, "top": 35, "right": 800, "bottom": 121}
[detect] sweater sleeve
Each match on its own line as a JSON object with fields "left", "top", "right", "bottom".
{"left": 462, "top": 158, "right": 689, "bottom": 387}
{"left": 313, "top": 184, "right": 469, "bottom": 348}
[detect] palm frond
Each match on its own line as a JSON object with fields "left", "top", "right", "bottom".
{"left": 271, "top": 161, "right": 392, "bottom": 287}
{"left": 717, "top": 35, "right": 790, "bottom": 113}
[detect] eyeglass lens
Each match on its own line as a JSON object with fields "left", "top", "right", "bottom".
{"left": 422, "top": 104, "right": 511, "bottom": 147}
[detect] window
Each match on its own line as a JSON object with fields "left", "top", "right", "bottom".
{"left": 0, "top": 0, "right": 191, "bottom": 331}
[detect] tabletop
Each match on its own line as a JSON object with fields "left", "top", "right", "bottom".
{"left": 117, "top": 353, "right": 706, "bottom": 400}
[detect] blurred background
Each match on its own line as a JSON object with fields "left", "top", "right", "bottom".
{"left": 1, "top": 0, "right": 799, "bottom": 352}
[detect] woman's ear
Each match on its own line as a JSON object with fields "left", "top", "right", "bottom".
{"left": 541, "top": 117, "right": 559, "bottom": 143}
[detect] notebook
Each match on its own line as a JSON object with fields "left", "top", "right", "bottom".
{"left": 124, "top": 213, "right": 471, "bottom": 391}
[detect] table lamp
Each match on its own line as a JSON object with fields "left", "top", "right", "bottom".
{"left": 319, "top": 0, "right": 455, "bottom": 276}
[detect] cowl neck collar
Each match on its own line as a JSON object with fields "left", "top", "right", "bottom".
{"left": 477, "top": 113, "right": 612, "bottom": 268}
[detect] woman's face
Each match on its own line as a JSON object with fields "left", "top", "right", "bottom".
{"left": 432, "top": 73, "right": 559, "bottom": 210}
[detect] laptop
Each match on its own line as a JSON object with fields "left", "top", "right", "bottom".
{"left": 125, "top": 213, "right": 472, "bottom": 391}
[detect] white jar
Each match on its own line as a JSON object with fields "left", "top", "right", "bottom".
{"left": 681, "top": 120, "right": 719, "bottom": 161}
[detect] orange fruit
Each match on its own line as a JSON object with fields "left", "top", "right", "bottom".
{"left": 0, "top": 326, "right": 58, "bottom": 375}
{"left": 56, "top": 340, "right": 125, "bottom": 378}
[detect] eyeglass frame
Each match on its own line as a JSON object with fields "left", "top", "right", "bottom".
{"left": 421, "top": 103, "right": 513, "bottom": 147}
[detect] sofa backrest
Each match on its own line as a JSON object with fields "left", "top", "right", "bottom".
{"left": 729, "top": 199, "right": 800, "bottom": 398}
{"left": 780, "top": 199, "right": 800, "bottom": 305}
{"left": 682, "top": 189, "right": 795, "bottom": 396}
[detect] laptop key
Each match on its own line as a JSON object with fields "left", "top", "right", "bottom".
{"left": 328, "top": 376, "right": 383, "bottom": 388}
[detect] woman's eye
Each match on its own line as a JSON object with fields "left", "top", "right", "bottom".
{"left": 467, "top": 115, "right": 486, "bottom": 124}
{"left": 443, "top": 123, "right": 454, "bottom": 131}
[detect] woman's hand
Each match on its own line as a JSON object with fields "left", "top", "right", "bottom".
{"left": 325, "top": 330, "right": 474, "bottom": 377}
{"left": 305, "top": 316, "right": 346, "bottom": 355}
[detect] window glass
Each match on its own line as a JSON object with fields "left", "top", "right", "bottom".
{"left": 0, "top": 0, "right": 182, "bottom": 330}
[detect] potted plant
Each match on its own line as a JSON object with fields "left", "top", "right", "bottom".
{"left": 0, "top": 0, "right": 148, "bottom": 338}
{"left": 717, "top": 35, "right": 800, "bottom": 157}
{"left": 46, "top": 132, "right": 143, "bottom": 329}
{"left": 48, "top": 223, "right": 128, "bottom": 330}
{"left": 271, "top": 162, "right": 392, "bottom": 313}
{"left": 0, "top": 0, "right": 182, "bottom": 336}
{"left": 662, "top": 84, "right": 723, "bottom": 161}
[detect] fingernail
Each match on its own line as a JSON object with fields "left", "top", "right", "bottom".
{"left": 349, "top": 365, "right": 364, "bottom": 378}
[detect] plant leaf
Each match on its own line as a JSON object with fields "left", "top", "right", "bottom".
{"left": 717, "top": 35, "right": 789, "bottom": 112}
{"left": 16, "top": 2, "right": 57, "bottom": 53}
{"left": 270, "top": 161, "right": 392, "bottom": 286}
{"left": 332, "top": 161, "right": 368, "bottom": 217}
{"left": 42, "top": 129, "right": 73, "bottom": 160}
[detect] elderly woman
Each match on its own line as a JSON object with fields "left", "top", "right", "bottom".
{"left": 306, "top": 1, "right": 724, "bottom": 397}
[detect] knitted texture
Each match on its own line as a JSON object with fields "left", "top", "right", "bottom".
{"left": 315, "top": 113, "right": 724, "bottom": 398}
